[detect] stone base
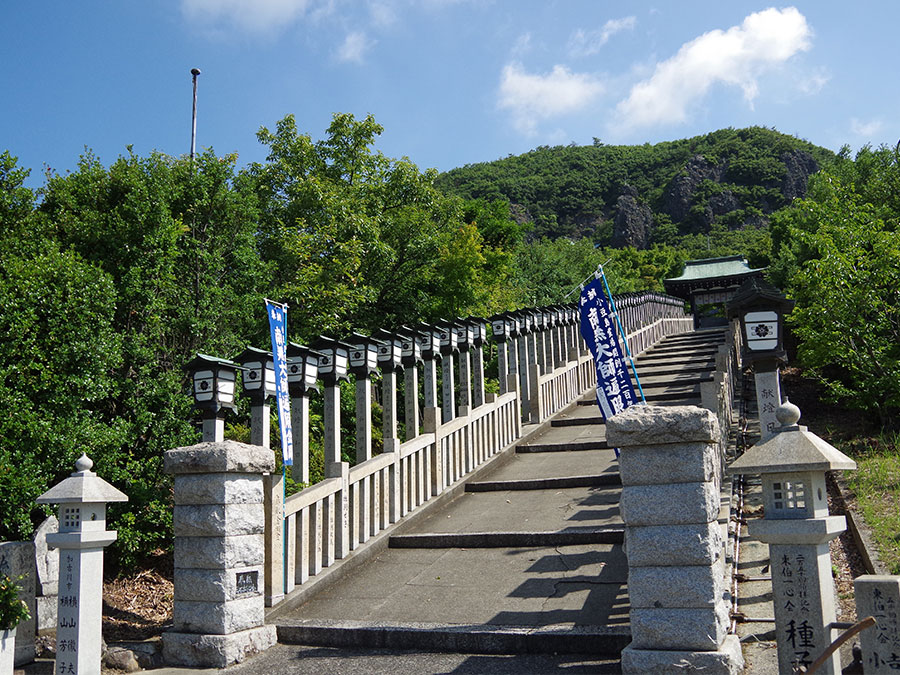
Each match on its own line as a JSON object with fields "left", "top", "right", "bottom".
{"left": 162, "top": 624, "right": 277, "bottom": 668}
{"left": 621, "top": 635, "right": 744, "bottom": 674}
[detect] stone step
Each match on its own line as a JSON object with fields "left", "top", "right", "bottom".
{"left": 276, "top": 620, "right": 632, "bottom": 656}
{"left": 635, "top": 353, "right": 716, "bottom": 364}
{"left": 388, "top": 527, "right": 625, "bottom": 548}
{"left": 630, "top": 365, "right": 714, "bottom": 377}
{"left": 550, "top": 416, "right": 605, "bottom": 427}
{"left": 466, "top": 473, "right": 621, "bottom": 492}
{"left": 515, "top": 439, "right": 609, "bottom": 453}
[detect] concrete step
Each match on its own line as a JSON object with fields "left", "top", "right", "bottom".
{"left": 515, "top": 439, "right": 609, "bottom": 452}
{"left": 389, "top": 526, "right": 625, "bottom": 548}
{"left": 276, "top": 620, "right": 632, "bottom": 656}
{"left": 550, "top": 416, "right": 605, "bottom": 427}
{"left": 466, "top": 473, "right": 621, "bottom": 492}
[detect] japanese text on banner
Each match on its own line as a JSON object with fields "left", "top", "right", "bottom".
{"left": 266, "top": 300, "right": 294, "bottom": 466}
{"left": 578, "top": 278, "right": 637, "bottom": 420}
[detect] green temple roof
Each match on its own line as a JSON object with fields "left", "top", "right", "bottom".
{"left": 665, "top": 255, "right": 765, "bottom": 283}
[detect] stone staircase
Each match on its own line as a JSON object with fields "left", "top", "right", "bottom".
{"left": 269, "top": 328, "right": 729, "bottom": 661}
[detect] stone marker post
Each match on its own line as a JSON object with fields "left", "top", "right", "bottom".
{"left": 854, "top": 576, "right": 900, "bottom": 673}
{"left": 36, "top": 454, "right": 128, "bottom": 675}
{"left": 162, "top": 440, "right": 277, "bottom": 668}
{"left": 606, "top": 405, "right": 743, "bottom": 674}
{"left": 729, "top": 401, "right": 855, "bottom": 674}
{"left": 0, "top": 540, "right": 36, "bottom": 667}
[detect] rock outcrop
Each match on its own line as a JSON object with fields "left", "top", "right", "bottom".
{"left": 781, "top": 150, "right": 819, "bottom": 202}
{"left": 612, "top": 185, "right": 654, "bottom": 250}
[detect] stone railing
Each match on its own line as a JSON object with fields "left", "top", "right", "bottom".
{"left": 186, "top": 293, "right": 692, "bottom": 611}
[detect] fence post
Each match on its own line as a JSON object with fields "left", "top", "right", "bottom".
{"left": 162, "top": 441, "right": 277, "bottom": 667}
{"left": 607, "top": 405, "right": 743, "bottom": 674}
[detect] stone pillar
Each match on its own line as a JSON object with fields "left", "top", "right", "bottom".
{"left": 471, "top": 343, "right": 485, "bottom": 408}
{"left": 516, "top": 334, "right": 531, "bottom": 422}
{"left": 33, "top": 516, "right": 58, "bottom": 633}
{"left": 441, "top": 353, "right": 456, "bottom": 423}
{"left": 290, "top": 392, "right": 311, "bottom": 485}
{"left": 0, "top": 541, "right": 36, "bottom": 667}
{"left": 322, "top": 381, "right": 350, "bottom": 559}
{"left": 423, "top": 356, "right": 438, "bottom": 411}
{"left": 403, "top": 364, "right": 419, "bottom": 441}
{"left": 355, "top": 375, "right": 373, "bottom": 463}
{"left": 382, "top": 368, "right": 399, "bottom": 449}
{"left": 496, "top": 340, "right": 509, "bottom": 395}
{"left": 606, "top": 405, "right": 743, "bottom": 674}
{"left": 754, "top": 367, "right": 782, "bottom": 441}
{"left": 854, "top": 575, "right": 900, "bottom": 673}
{"left": 458, "top": 348, "right": 472, "bottom": 410}
{"left": 163, "top": 441, "right": 277, "bottom": 668}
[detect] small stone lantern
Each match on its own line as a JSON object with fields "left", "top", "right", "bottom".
{"left": 185, "top": 353, "right": 238, "bottom": 442}
{"left": 728, "top": 401, "right": 856, "bottom": 675}
{"left": 372, "top": 329, "right": 403, "bottom": 372}
{"left": 234, "top": 346, "right": 276, "bottom": 402}
{"left": 286, "top": 343, "right": 322, "bottom": 397}
{"left": 37, "top": 454, "right": 127, "bottom": 675}
{"left": 235, "top": 346, "right": 276, "bottom": 448}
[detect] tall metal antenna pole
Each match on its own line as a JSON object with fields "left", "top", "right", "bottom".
{"left": 190, "top": 68, "right": 201, "bottom": 160}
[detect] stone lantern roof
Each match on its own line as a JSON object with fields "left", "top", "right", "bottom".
{"left": 36, "top": 454, "right": 128, "bottom": 504}
{"left": 728, "top": 400, "right": 856, "bottom": 475}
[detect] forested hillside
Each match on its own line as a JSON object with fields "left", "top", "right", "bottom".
{"left": 437, "top": 127, "right": 835, "bottom": 248}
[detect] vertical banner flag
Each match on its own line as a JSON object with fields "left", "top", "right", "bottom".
{"left": 266, "top": 300, "right": 294, "bottom": 466}
{"left": 579, "top": 278, "right": 638, "bottom": 421}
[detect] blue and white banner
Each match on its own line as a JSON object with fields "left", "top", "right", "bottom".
{"left": 266, "top": 299, "right": 294, "bottom": 466}
{"left": 579, "top": 278, "right": 637, "bottom": 420}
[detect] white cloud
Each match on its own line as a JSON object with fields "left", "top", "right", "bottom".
{"left": 181, "top": 0, "right": 314, "bottom": 34}
{"left": 336, "top": 30, "right": 376, "bottom": 63}
{"left": 511, "top": 32, "right": 532, "bottom": 58}
{"left": 498, "top": 62, "right": 605, "bottom": 135}
{"left": 568, "top": 16, "right": 637, "bottom": 58}
{"left": 850, "top": 117, "right": 884, "bottom": 137}
{"left": 797, "top": 67, "right": 830, "bottom": 95}
{"left": 616, "top": 7, "right": 812, "bottom": 130}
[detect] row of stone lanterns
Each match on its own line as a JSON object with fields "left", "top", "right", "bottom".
{"left": 489, "top": 305, "right": 582, "bottom": 421}
{"left": 183, "top": 318, "right": 494, "bottom": 465}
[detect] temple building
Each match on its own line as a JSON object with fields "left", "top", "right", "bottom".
{"left": 664, "top": 255, "right": 766, "bottom": 328}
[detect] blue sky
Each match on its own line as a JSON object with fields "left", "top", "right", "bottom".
{"left": 3, "top": 2, "right": 898, "bottom": 188}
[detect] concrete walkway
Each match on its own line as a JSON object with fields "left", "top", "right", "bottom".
{"left": 150, "top": 328, "right": 766, "bottom": 674}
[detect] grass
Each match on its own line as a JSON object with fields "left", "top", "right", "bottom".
{"left": 843, "top": 432, "right": 900, "bottom": 575}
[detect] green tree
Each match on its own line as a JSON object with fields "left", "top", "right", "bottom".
{"left": 771, "top": 149, "right": 900, "bottom": 422}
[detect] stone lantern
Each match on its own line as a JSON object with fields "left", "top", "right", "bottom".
{"left": 397, "top": 329, "right": 422, "bottom": 441}
{"left": 435, "top": 321, "right": 460, "bottom": 422}
{"left": 312, "top": 337, "right": 353, "bottom": 477}
{"left": 37, "top": 454, "right": 128, "bottom": 675}
{"left": 414, "top": 323, "right": 443, "bottom": 414}
{"left": 234, "top": 347, "right": 276, "bottom": 448}
{"left": 464, "top": 317, "right": 488, "bottom": 408}
{"left": 372, "top": 329, "right": 404, "bottom": 450}
{"left": 726, "top": 278, "right": 795, "bottom": 441}
{"left": 185, "top": 353, "right": 238, "bottom": 442}
{"left": 728, "top": 400, "right": 856, "bottom": 675}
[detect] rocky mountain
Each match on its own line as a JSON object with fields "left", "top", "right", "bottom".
{"left": 436, "top": 127, "right": 834, "bottom": 249}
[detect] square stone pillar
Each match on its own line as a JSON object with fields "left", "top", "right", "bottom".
{"left": 162, "top": 440, "right": 277, "bottom": 668}
{"left": 607, "top": 405, "right": 743, "bottom": 674}
{"left": 855, "top": 575, "right": 900, "bottom": 673}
